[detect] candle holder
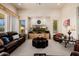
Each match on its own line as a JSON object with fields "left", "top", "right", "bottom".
{"left": 65, "top": 30, "right": 72, "bottom": 48}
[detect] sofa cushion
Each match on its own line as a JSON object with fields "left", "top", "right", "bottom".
{"left": 4, "top": 40, "right": 17, "bottom": 49}
{"left": 2, "top": 37, "right": 10, "bottom": 45}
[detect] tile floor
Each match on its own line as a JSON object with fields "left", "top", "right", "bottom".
{"left": 10, "top": 39, "right": 74, "bottom": 56}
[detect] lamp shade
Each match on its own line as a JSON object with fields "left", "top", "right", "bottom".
{"left": 21, "top": 27, "right": 24, "bottom": 30}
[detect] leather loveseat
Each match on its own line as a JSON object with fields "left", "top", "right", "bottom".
{"left": 0, "top": 32, "right": 26, "bottom": 54}
{"left": 32, "top": 37, "right": 48, "bottom": 48}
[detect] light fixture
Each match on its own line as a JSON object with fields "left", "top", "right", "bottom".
{"left": 21, "top": 26, "right": 24, "bottom": 30}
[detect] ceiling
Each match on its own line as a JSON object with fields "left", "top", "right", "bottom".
{"left": 12, "top": 3, "right": 65, "bottom": 10}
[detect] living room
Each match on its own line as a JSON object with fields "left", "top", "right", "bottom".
{"left": 0, "top": 3, "right": 79, "bottom": 56}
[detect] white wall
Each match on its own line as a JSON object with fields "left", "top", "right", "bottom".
{"left": 61, "top": 4, "right": 78, "bottom": 40}
{"left": 18, "top": 4, "right": 79, "bottom": 40}
{"left": 19, "top": 9, "right": 61, "bottom": 19}
{"left": 18, "top": 8, "right": 61, "bottom": 38}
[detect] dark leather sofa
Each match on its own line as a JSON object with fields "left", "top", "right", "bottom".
{"left": 0, "top": 32, "right": 26, "bottom": 54}
{"left": 32, "top": 37, "right": 48, "bottom": 48}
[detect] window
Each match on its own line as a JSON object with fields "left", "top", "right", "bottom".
{"left": 19, "top": 20, "right": 25, "bottom": 33}
{"left": 0, "top": 13, "right": 5, "bottom": 32}
{"left": 53, "top": 20, "right": 58, "bottom": 33}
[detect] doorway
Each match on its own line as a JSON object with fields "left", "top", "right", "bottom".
{"left": 53, "top": 20, "right": 58, "bottom": 34}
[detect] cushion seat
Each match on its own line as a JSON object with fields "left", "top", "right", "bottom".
{"left": 4, "top": 40, "right": 17, "bottom": 49}
{"left": 0, "top": 48, "right": 4, "bottom": 52}
{"left": 32, "top": 37, "right": 48, "bottom": 48}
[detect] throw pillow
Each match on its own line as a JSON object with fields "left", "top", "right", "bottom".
{"left": 2, "top": 37, "right": 10, "bottom": 45}
{"left": 12, "top": 35, "right": 19, "bottom": 40}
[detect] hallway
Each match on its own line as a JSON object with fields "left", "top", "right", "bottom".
{"left": 10, "top": 39, "right": 74, "bottom": 56}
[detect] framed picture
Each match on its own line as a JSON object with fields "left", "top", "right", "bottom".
{"left": 64, "top": 19, "right": 70, "bottom": 27}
